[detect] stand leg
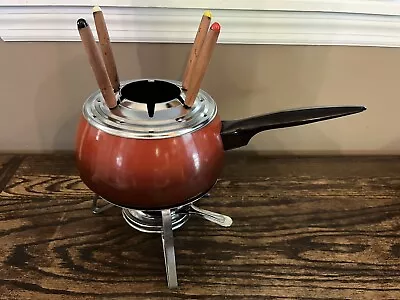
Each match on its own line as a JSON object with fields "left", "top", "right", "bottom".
{"left": 161, "top": 209, "right": 178, "bottom": 288}
{"left": 189, "top": 205, "right": 233, "bottom": 227}
{"left": 92, "top": 195, "right": 114, "bottom": 214}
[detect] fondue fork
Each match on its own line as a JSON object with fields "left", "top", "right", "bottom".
{"left": 184, "top": 22, "right": 220, "bottom": 107}
{"left": 181, "top": 11, "right": 212, "bottom": 91}
{"left": 77, "top": 18, "right": 118, "bottom": 109}
{"left": 93, "top": 6, "right": 121, "bottom": 93}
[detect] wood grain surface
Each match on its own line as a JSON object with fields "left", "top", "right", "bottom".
{"left": 0, "top": 153, "right": 399, "bottom": 299}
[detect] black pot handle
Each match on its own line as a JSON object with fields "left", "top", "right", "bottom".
{"left": 220, "top": 106, "right": 366, "bottom": 151}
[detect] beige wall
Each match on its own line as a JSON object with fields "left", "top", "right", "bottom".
{"left": 1, "top": 40, "right": 399, "bottom": 154}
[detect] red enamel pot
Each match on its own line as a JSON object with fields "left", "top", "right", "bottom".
{"left": 75, "top": 78, "right": 366, "bottom": 210}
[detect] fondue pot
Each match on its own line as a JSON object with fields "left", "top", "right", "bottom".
{"left": 74, "top": 15, "right": 366, "bottom": 211}
{"left": 76, "top": 78, "right": 366, "bottom": 210}
{"left": 75, "top": 9, "right": 367, "bottom": 288}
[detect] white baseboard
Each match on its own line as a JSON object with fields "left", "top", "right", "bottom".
{"left": 2, "top": 1, "right": 400, "bottom": 47}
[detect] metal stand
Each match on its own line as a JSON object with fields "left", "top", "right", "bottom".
{"left": 91, "top": 194, "right": 232, "bottom": 288}
{"left": 161, "top": 209, "right": 178, "bottom": 288}
{"left": 92, "top": 195, "right": 114, "bottom": 214}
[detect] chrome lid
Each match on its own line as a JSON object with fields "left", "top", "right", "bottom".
{"left": 82, "top": 79, "right": 218, "bottom": 139}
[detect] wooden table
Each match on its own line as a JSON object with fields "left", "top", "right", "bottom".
{"left": 0, "top": 153, "right": 399, "bottom": 299}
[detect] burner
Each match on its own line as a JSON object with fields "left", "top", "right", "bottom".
{"left": 91, "top": 193, "right": 232, "bottom": 288}
{"left": 122, "top": 208, "right": 189, "bottom": 233}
